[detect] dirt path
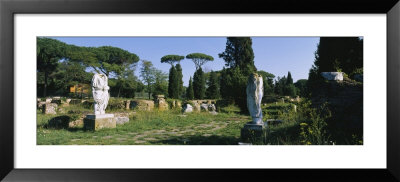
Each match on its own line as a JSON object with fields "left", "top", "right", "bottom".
{"left": 125, "top": 116, "right": 247, "bottom": 144}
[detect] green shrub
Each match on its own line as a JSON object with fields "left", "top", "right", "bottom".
{"left": 299, "top": 102, "right": 331, "bottom": 145}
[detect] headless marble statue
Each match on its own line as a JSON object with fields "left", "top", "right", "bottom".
{"left": 246, "top": 73, "right": 264, "bottom": 124}
{"left": 92, "top": 73, "right": 110, "bottom": 114}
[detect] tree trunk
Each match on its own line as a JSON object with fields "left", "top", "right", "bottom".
{"left": 148, "top": 84, "right": 151, "bottom": 100}
{"left": 43, "top": 71, "right": 48, "bottom": 97}
{"left": 117, "top": 85, "right": 121, "bottom": 98}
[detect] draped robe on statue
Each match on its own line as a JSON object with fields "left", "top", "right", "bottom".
{"left": 92, "top": 73, "right": 110, "bottom": 114}
{"left": 246, "top": 74, "right": 264, "bottom": 124}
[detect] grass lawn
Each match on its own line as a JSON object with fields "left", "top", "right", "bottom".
{"left": 37, "top": 102, "right": 305, "bottom": 145}
{"left": 37, "top": 108, "right": 253, "bottom": 145}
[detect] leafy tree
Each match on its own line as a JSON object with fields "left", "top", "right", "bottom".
{"left": 219, "top": 67, "right": 248, "bottom": 111}
{"left": 186, "top": 53, "right": 214, "bottom": 70}
{"left": 218, "top": 37, "right": 256, "bottom": 112}
{"left": 65, "top": 45, "right": 97, "bottom": 66}
{"left": 175, "top": 64, "right": 184, "bottom": 98}
{"left": 285, "top": 84, "right": 297, "bottom": 97}
{"left": 152, "top": 69, "right": 168, "bottom": 99}
{"left": 37, "top": 37, "right": 68, "bottom": 97}
{"left": 168, "top": 65, "right": 179, "bottom": 98}
{"left": 78, "top": 46, "right": 140, "bottom": 78}
{"left": 206, "top": 71, "right": 220, "bottom": 99}
{"left": 161, "top": 55, "right": 184, "bottom": 67}
{"left": 257, "top": 70, "right": 275, "bottom": 96}
{"left": 186, "top": 77, "right": 194, "bottom": 100}
{"left": 193, "top": 67, "right": 206, "bottom": 99}
{"left": 257, "top": 70, "right": 275, "bottom": 80}
{"left": 110, "top": 67, "right": 140, "bottom": 98}
{"left": 140, "top": 60, "right": 156, "bottom": 100}
{"left": 274, "top": 76, "right": 287, "bottom": 96}
{"left": 52, "top": 61, "right": 92, "bottom": 96}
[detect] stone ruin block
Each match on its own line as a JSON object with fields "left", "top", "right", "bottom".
{"left": 176, "top": 100, "right": 182, "bottom": 108}
{"left": 191, "top": 101, "right": 201, "bottom": 112}
{"left": 51, "top": 99, "right": 62, "bottom": 105}
{"left": 130, "top": 100, "right": 154, "bottom": 111}
{"left": 154, "top": 95, "right": 168, "bottom": 111}
{"left": 84, "top": 114, "right": 116, "bottom": 131}
{"left": 200, "top": 104, "right": 208, "bottom": 111}
{"left": 66, "top": 98, "right": 72, "bottom": 104}
{"left": 170, "top": 100, "right": 183, "bottom": 109}
{"left": 42, "top": 103, "right": 58, "bottom": 114}
{"left": 69, "top": 99, "right": 81, "bottom": 105}
{"left": 208, "top": 104, "right": 216, "bottom": 112}
{"left": 125, "top": 100, "right": 130, "bottom": 110}
{"left": 37, "top": 101, "right": 46, "bottom": 109}
{"left": 182, "top": 104, "right": 193, "bottom": 113}
{"left": 321, "top": 72, "right": 344, "bottom": 81}
{"left": 114, "top": 112, "right": 130, "bottom": 125}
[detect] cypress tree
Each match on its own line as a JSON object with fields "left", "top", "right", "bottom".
{"left": 218, "top": 37, "right": 256, "bottom": 112}
{"left": 168, "top": 66, "right": 178, "bottom": 98}
{"left": 193, "top": 67, "right": 206, "bottom": 99}
{"left": 187, "top": 77, "right": 194, "bottom": 100}
{"left": 175, "top": 63, "right": 183, "bottom": 98}
{"left": 206, "top": 71, "right": 220, "bottom": 99}
{"left": 286, "top": 71, "right": 293, "bottom": 85}
{"left": 308, "top": 37, "right": 363, "bottom": 97}
{"left": 218, "top": 37, "right": 256, "bottom": 75}
{"left": 284, "top": 71, "right": 296, "bottom": 97}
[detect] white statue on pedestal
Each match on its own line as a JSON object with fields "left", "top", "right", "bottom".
{"left": 92, "top": 73, "right": 110, "bottom": 115}
{"left": 246, "top": 73, "right": 264, "bottom": 124}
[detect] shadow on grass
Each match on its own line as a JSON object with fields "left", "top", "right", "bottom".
{"left": 265, "top": 122, "right": 301, "bottom": 145}
{"left": 149, "top": 135, "right": 240, "bottom": 145}
{"left": 46, "top": 116, "right": 71, "bottom": 129}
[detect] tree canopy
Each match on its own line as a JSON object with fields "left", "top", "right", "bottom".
{"left": 161, "top": 55, "right": 185, "bottom": 66}
{"left": 218, "top": 37, "right": 256, "bottom": 75}
{"left": 90, "top": 46, "right": 139, "bottom": 77}
{"left": 186, "top": 53, "right": 214, "bottom": 70}
{"left": 37, "top": 37, "right": 69, "bottom": 96}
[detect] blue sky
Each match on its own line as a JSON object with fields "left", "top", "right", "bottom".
{"left": 52, "top": 37, "right": 320, "bottom": 86}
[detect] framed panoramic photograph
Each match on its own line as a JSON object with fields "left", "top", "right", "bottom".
{"left": 1, "top": 0, "right": 400, "bottom": 181}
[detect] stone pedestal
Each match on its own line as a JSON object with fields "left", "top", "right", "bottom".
{"left": 84, "top": 114, "right": 116, "bottom": 131}
{"left": 240, "top": 122, "right": 268, "bottom": 143}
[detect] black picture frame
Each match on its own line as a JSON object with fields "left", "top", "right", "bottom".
{"left": 1, "top": 0, "right": 399, "bottom": 181}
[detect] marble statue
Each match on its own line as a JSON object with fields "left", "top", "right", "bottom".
{"left": 246, "top": 73, "right": 264, "bottom": 124}
{"left": 92, "top": 73, "right": 110, "bottom": 114}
